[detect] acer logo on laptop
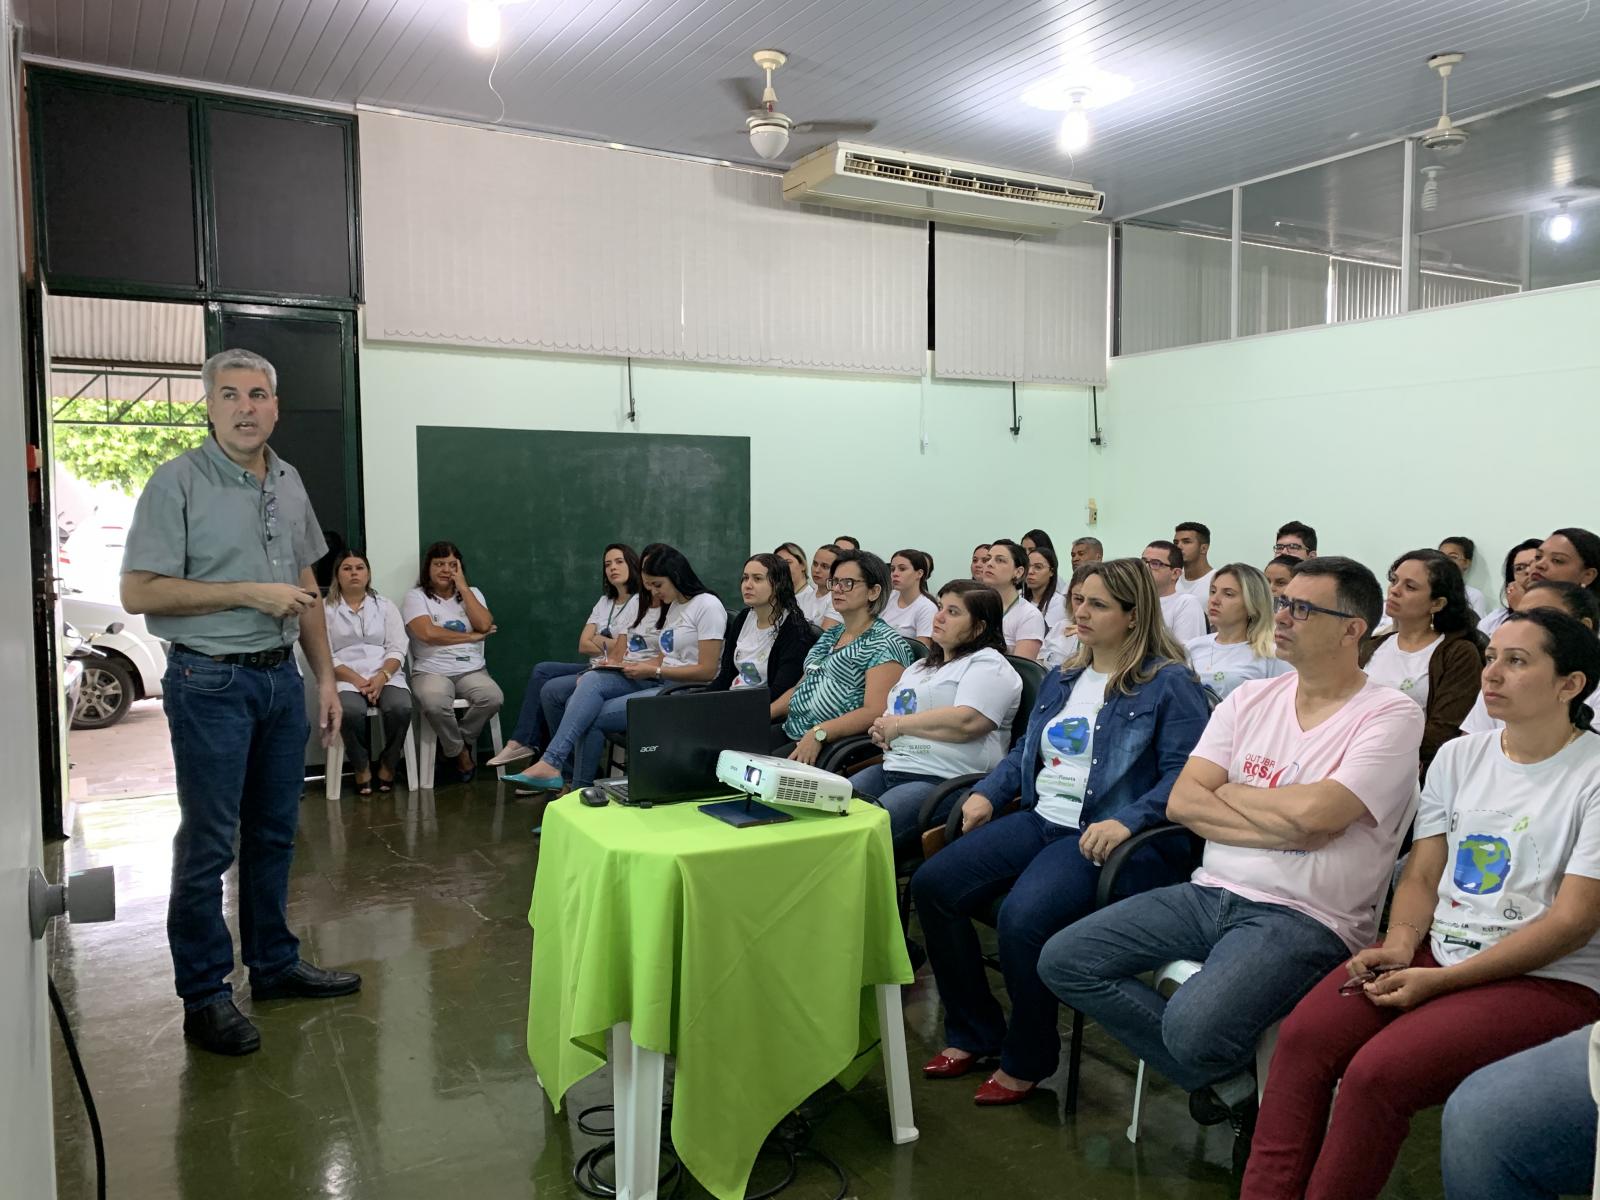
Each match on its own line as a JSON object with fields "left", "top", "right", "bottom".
{"left": 639, "top": 745, "right": 659, "bottom": 753}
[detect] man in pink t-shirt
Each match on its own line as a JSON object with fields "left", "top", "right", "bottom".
{"left": 1039, "top": 557, "right": 1422, "bottom": 1162}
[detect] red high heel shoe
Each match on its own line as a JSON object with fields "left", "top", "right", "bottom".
{"left": 922, "top": 1051, "right": 988, "bottom": 1079}
{"left": 973, "top": 1075, "right": 1037, "bottom": 1106}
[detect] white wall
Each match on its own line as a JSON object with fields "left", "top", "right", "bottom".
{"left": 1097, "top": 282, "right": 1600, "bottom": 601}
{"left": 359, "top": 340, "right": 1102, "bottom": 603}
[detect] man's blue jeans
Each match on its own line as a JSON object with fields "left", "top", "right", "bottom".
{"left": 1442, "top": 1025, "right": 1597, "bottom": 1200}
{"left": 1038, "top": 882, "right": 1348, "bottom": 1092}
{"left": 164, "top": 648, "right": 309, "bottom": 1009}
{"left": 508, "top": 659, "right": 587, "bottom": 748}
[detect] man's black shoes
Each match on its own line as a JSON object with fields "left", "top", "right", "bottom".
{"left": 183, "top": 997, "right": 261, "bottom": 1056}
{"left": 251, "top": 960, "right": 363, "bottom": 1001}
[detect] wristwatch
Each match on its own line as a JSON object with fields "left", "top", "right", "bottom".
{"left": 812, "top": 727, "right": 829, "bottom": 744}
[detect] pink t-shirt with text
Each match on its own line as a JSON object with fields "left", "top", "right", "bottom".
{"left": 1190, "top": 673, "right": 1424, "bottom": 951}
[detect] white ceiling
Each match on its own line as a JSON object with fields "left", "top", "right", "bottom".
{"left": 20, "top": 0, "right": 1600, "bottom": 218}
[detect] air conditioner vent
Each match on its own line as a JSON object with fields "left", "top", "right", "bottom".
{"left": 791, "top": 144, "right": 1104, "bottom": 233}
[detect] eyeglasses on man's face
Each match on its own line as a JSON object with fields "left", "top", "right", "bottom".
{"left": 1274, "top": 541, "right": 1308, "bottom": 555}
{"left": 1272, "top": 595, "right": 1357, "bottom": 622}
{"left": 1140, "top": 558, "right": 1174, "bottom": 572}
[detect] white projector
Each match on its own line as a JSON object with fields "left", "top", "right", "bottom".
{"left": 716, "top": 750, "right": 853, "bottom": 815}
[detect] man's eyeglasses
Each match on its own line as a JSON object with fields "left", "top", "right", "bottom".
{"left": 1272, "top": 595, "right": 1357, "bottom": 622}
{"left": 1338, "top": 962, "right": 1404, "bottom": 995}
{"left": 829, "top": 577, "right": 863, "bottom": 592}
{"left": 1140, "top": 558, "right": 1173, "bottom": 571}
{"left": 1273, "top": 542, "right": 1307, "bottom": 554}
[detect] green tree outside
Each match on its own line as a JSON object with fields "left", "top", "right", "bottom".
{"left": 52, "top": 395, "right": 206, "bottom": 496}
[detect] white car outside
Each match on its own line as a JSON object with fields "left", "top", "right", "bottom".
{"left": 62, "top": 596, "right": 167, "bottom": 728}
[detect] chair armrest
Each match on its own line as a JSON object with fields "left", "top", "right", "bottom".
{"left": 818, "top": 734, "right": 877, "bottom": 775}
{"left": 1094, "top": 821, "right": 1196, "bottom": 910}
{"left": 658, "top": 682, "right": 708, "bottom": 697}
{"left": 925, "top": 773, "right": 985, "bottom": 839}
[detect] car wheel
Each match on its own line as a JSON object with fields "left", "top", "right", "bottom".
{"left": 71, "top": 656, "right": 136, "bottom": 730}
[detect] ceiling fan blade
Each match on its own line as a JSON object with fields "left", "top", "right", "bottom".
{"left": 790, "top": 119, "right": 876, "bottom": 136}
{"left": 718, "top": 76, "right": 764, "bottom": 115}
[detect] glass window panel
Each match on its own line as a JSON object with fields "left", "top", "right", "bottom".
{"left": 1118, "top": 191, "right": 1232, "bottom": 354}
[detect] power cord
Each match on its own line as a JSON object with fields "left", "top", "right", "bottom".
{"left": 48, "top": 974, "right": 106, "bottom": 1200}
{"left": 569, "top": 1101, "right": 849, "bottom": 1200}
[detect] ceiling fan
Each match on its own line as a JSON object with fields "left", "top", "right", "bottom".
{"left": 725, "top": 50, "right": 876, "bottom": 161}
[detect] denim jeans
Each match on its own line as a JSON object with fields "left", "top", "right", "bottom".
{"left": 848, "top": 764, "right": 948, "bottom": 852}
{"left": 164, "top": 648, "right": 309, "bottom": 1009}
{"left": 578, "top": 685, "right": 666, "bottom": 789}
{"left": 509, "top": 660, "right": 588, "bottom": 748}
{"left": 1442, "top": 1026, "right": 1597, "bottom": 1200}
{"left": 541, "top": 669, "right": 656, "bottom": 776}
{"left": 1038, "top": 882, "right": 1348, "bottom": 1093}
{"left": 909, "top": 808, "right": 1180, "bottom": 1082}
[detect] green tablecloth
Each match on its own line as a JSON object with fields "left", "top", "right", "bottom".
{"left": 526, "top": 792, "right": 913, "bottom": 1200}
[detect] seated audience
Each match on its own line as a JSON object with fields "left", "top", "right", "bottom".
{"left": 1143, "top": 540, "right": 1207, "bottom": 643}
{"left": 883, "top": 549, "right": 938, "bottom": 645}
{"left": 403, "top": 541, "right": 503, "bottom": 784}
{"left": 1479, "top": 537, "right": 1542, "bottom": 635}
{"left": 324, "top": 549, "right": 412, "bottom": 795}
{"left": 1274, "top": 521, "right": 1318, "bottom": 560}
{"left": 982, "top": 539, "right": 1046, "bottom": 659}
{"left": 1021, "top": 529, "right": 1067, "bottom": 594}
{"left": 1242, "top": 609, "right": 1600, "bottom": 1200}
{"left": 1528, "top": 527, "right": 1600, "bottom": 596}
{"left": 912, "top": 558, "right": 1209, "bottom": 1105}
{"left": 1460, "top": 580, "right": 1599, "bottom": 734}
{"left": 797, "top": 542, "right": 842, "bottom": 630}
{"left": 970, "top": 542, "right": 992, "bottom": 580}
{"left": 1438, "top": 535, "right": 1488, "bottom": 616}
{"left": 1070, "top": 536, "right": 1103, "bottom": 569}
{"left": 1041, "top": 558, "right": 1423, "bottom": 1156}
{"left": 1186, "top": 563, "right": 1292, "bottom": 702}
{"left": 1264, "top": 554, "right": 1300, "bottom": 597}
{"left": 491, "top": 542, "right": 642, "bottom": 770}
{"left": 834, "top": 535, "right": 861, "bottom": 551}
{"left": 509, "top": 543, "right": 725, "bottom": 791}
{"left": 775, "top": 548, "right": 912, "bottom": 763}
{"left": 1038, "top": 565, "right": 1092, "bottom": 671}
{"left": 1360, "top": 548, "right": 1485, "bottom": 776}
{"left": 709, "top": 553, "right": 816, "bottom": 713}
{"left": 1025, "top": 546, "right": 1067, "bottom": 627}
{"left": 1174, "top": 521, "right": 1216, "bottom": 599}
{"left": 774, "top": 542, "right": 810, "bottom": 596}
{"left": 1441, "top": 1024, "right": 1598, "bottom": 1200}
{"left": 853, "top": 581, "right": 1022, "bottom": 849}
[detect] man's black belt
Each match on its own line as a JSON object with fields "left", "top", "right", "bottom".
{"left": 172, "top": 643, "right": 293, "bottom": 669}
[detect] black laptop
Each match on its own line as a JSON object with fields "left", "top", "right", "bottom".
{"left": 598, "top": 687, "right": 772, "bottom": 806}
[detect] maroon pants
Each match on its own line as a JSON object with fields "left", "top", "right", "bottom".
{"left": 1241, "top": 944, "right": 1600, "bottom": 1200}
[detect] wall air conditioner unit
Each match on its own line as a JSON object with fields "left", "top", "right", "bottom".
{"left": 782, "top": 142, "right": 1105, "bottom": 234}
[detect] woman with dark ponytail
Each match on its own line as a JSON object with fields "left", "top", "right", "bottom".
{"left": 708, "top": 553, "right": 816, "bottom": 710}
{"left": 1243, "top": 606, "right": 1600, "bottom": 1200}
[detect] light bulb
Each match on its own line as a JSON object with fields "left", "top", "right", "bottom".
{"left": 1546, "top": 211, "right": 1575, "bottom": 243}
{"left": 1058, "top": 104, "right": 1091, "bottom": 154}
{"left": 748, "top": 122, "right": 790, "bottom": 160}
{"left": 467, "top": 0, "right": 500, "bottom": 50}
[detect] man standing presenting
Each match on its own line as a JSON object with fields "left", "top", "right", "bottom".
{"left": 122, "top": 348, "right": 360, "bottom": 1056}
{"left": 1174, "top": 522, "right": 1216, "bottom": 600}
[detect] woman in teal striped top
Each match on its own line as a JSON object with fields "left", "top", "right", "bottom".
{"left": 776, "top": 548, "right": 912, "bottom": 765}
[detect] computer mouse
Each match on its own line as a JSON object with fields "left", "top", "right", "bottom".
{"left": 580, "top": 787, "right": 609, "bottom": 807}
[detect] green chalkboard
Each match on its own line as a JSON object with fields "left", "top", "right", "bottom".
{"left": 415, "top": 427, "right": 751, "bottom": 703}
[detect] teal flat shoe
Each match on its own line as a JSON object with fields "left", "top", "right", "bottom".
{"left": 505, "top": 771, "right": 565, "bottom": 791}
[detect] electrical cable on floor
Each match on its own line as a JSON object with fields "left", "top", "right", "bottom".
{"left": 48, "top": 974, "right": 107, "bottom": 1200}
{"left": 569, "top": 1102, "right": 848, "bottom": 1200}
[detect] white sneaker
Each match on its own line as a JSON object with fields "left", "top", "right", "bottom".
{"left": 487, "top": 740, "right": 536, "bottom": 768}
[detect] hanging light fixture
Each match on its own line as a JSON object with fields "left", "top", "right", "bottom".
{"left": 1058, "top": 89, "right": 1092, "bottom": 154}
{"left": 1546, "top": 199, "right": 1576, "bottom": 243}
{"left": 467, "top": 0, "right": 501, "bottom": 50}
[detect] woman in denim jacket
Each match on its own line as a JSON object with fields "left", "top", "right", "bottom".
{"left": 912, "top": 558, "right": 1210, "bottom": 1106}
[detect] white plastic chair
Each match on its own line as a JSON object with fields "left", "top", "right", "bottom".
{"left": 1127, "top": 959, "right": 1205, "bottom": 1143}
{"left": 416, "top": 698, "right": 505, "bottom": 788}
{"left": 324, "top": 702, "right": 419, "bottom": 800}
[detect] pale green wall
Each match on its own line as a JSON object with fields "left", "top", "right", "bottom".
{"left": 361, "top": 281, "right": 1600, "bottom": 613}
{"left": 1096, "top": 282, "right": 1600, "bottom": 602}
{"left": 358, "top": 340, "right": 1100, "bottom": 603}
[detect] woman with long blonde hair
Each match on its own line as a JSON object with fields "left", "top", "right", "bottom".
{"left": 1184, "top": 562, "right": 1292, "bottom": 703}
{"left": 911, "top": 558, "right": 1211, "bottom": 1106}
